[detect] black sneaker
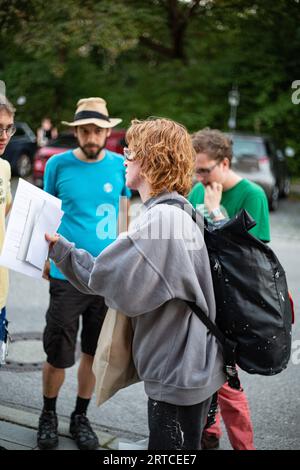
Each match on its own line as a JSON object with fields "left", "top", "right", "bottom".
{"left": 69, "top": 413, "right": 99, "bottom": 450}
{"left": 37, "top": 410, "right": 58, "bottom": 450}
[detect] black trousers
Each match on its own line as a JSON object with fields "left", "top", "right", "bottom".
{"left": 148, "top": 396, "right": 212, "bottom": 450}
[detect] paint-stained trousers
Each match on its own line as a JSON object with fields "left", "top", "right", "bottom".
{"left": 148, "top": 396, "right": 212, "bottom": 450}
{"left": 204, "top": 382, "right": 255, "bottom": 450}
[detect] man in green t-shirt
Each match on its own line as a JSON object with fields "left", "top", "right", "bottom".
{"left": 188, "top": 128, "right": 271, "bottom": 450}
{"left": 189, "top": 129, "right": 270, "bottom": 242}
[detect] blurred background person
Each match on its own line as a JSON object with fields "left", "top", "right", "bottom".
{"left": 37, "top": 117, "right": 58, "bottom": 147}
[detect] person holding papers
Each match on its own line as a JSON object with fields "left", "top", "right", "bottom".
{"left": 45, "top": 118, "right": 225, "bottom": 450}
{"left": 37, "top": 98, "right": 131, "bottom": 450}
{"left": 0, "top": 94, "right": 14, "bottom": 366}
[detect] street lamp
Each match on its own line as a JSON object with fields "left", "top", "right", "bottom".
{"left": 228, "top": 86, "right": 240, "bottom": 131}
{"left": 17, "top": 96, "right": 27, "bottom": 106}
{"left": 0, "top": 80, "right": 6, "bottom": 97}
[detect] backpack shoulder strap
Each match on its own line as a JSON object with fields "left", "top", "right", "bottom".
{"left": 155, "top": 199, "right": 226, "bottom": 342}
{"left": 156, "top": 198, "right": 241, "bottom": 390}
{"left": 156, "top": 198, "right": 198, "bottom": 222}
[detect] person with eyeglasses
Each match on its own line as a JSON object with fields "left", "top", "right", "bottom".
{"left": 0, "top": 124, "right": 16, "bottom": 139}
{"left": 188, "top": 128, "right": 270, "bottom": 451}
{"left": 189, "top": 129, "right": 270, "bottom": 241}
{"left": 0, "top": 95, "right": 14, "bottom": 368}
{"left": 45, "top": 117, "right": 226, "bottom": 450}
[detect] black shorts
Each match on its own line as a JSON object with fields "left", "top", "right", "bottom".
{"left": 43, "top": 278, "right": 108, "bottom": 368}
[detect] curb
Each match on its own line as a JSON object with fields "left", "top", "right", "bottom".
{"left": 0, "top": 404, "right": 118, "bottom": 450}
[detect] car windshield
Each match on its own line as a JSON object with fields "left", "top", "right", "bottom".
{"left": 232, "top": 138, "right": 265, "bottom": 159}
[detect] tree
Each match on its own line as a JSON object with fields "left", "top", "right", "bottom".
{"left": 1, "top": 0, "right": 299, "bottom": 173}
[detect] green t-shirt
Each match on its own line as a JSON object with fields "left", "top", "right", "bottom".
{"left": 188, "top": 179, "right": 270, "bottom": 242}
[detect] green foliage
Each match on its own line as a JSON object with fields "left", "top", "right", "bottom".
{"left": 0, "top": 0, "right": 299, "bottom": 173}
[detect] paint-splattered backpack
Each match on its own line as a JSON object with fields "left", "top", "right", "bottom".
{"left": 159, "top": 200, "right": 293, "bottom": 389}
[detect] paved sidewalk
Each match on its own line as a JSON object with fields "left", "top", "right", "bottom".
{"left": 0, "top": 404, "right": 119, "bottom": 450}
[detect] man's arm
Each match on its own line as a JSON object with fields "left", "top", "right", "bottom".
{"left": 43, "top": 159, "right": 57, "bottom": 196}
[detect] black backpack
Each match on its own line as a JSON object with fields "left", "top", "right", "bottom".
{"left": 159, "top": 200, "right": 293, "bottom": 389}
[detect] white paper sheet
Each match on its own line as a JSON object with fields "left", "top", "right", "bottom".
{"left": 0, "top": 178, "right": 64, "bottom": 278}
{"left": 17, "top": 199, "right": 45, "bottom": 262}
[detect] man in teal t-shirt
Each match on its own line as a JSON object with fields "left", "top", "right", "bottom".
{"left": 188, "top": 128, "right": 270, "bottom": 451}
{"left": 37, "top": 97, "right": 131, "bottom": 451}
{"left": 44, "top": 148, "right": 130, "bottom": 280}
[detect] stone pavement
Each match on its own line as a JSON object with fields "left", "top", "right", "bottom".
{"left": 1, "top": 183, "right": 299, "bottom": 452}
{"left": 0, "top": 404, "right": 119, "bottom": 450}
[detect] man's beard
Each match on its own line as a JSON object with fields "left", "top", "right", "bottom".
{"left": 80, "top": 140, "right": 107, "bottom": 160}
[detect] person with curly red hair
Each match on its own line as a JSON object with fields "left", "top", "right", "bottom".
{"left": 45, "top": 117, "right": 226, "bottom": 450}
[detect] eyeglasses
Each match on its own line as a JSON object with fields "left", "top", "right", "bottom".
{"left": 123, "top": 147, "right": 136, "bottom": 161}
{"left": 195, "top": 161, "right": 220, "bottom": 176}
{"left": 0, "top": 125, "right": 16, "bottom": 138}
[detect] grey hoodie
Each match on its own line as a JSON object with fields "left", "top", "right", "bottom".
{"left": 50, "top": 191, "right": 225, "bottom": 405}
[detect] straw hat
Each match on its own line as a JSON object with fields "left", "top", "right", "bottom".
{"left": 62, "top": 97, "right": 122, "bottom": 128}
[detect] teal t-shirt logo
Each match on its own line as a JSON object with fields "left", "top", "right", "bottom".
{"left": 103, "top": 182, "right": 113, "bottom": 193}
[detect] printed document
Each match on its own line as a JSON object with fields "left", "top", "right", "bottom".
{"left": 0, "top": 179, "right": 64, "bottom": 278}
